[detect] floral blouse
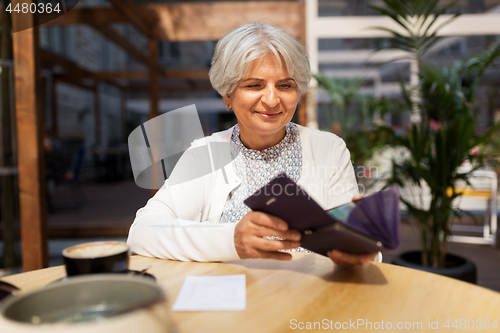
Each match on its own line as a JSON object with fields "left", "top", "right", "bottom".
{"left": 220, "top": 123, "right": 311, "bottom": 253}
{"left": 220, "top": 122, "right": 302, "bottom": 224}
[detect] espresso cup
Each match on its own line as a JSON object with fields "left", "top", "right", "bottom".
{"left": 62, "top": 241, "right": 130, "bottom": 277}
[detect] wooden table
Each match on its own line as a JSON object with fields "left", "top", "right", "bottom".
{"left": 1, "top": 253, "right": 500, "bottom": 332}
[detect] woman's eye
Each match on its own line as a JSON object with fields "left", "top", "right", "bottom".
{"left": 246, "top": 84, "right": 261, "bottom": 88}
{"left": 279, "top": 84, "right": 292, "bottom": 89}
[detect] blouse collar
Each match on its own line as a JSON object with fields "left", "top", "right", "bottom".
{"left": 231, "top": 123, "right": 297, "bottom": 161}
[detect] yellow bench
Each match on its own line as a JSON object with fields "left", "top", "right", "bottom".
{"left": 447, "top": 187, "right": 493, "bottom": 199}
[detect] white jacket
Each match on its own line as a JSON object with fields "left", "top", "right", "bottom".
{"left": 127, "top": 124, "right": 359, "bottom": 262}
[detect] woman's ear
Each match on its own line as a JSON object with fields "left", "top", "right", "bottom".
{"left": 223, "top": 95, "right": 232, "bottom": 111}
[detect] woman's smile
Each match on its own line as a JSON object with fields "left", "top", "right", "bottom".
{"left": 225, "top": 53, "right": 299, "bottom": 151}
{"left": 254, "top": 110, "right": 283, "bottom": 119}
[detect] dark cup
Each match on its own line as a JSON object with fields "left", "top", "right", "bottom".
{"left": 62, "top": 241, "right": 130, "bottom": 277}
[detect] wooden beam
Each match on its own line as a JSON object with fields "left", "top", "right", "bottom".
{"left": 125, "top": 83, "right": 214, "bottom": 92}
{"left": 108, "top": 0, "right": 155, "bottom": 39}
{"left": 93, "top": 70, "right": 149, "bottom": 81}
{"left": 40, "top": 48, "right": 93, "bottom": 79}
{"left": 40, "top": 4, "right": 500, "bottom": 40}
{"left": 90, "top": 24, "right": 149, "bottom": 65}
{"left": 41, "top": 7, "right": 127, "bottom": 26}
{"left": 148, "top": 1, "right": 305, "bottom": 41}
{"left": 40, "top": 48, "right": 122, "bottom": 88}
{"left": 11, "top": 7, "right": 48, "bottom": 271}
{"left": 43, "top": 2, "right": 305, "bottom": 41}
{"left": 89, "top": 24, "right": 174, "bottom": 77}
{"left": 46, "top": 38, "right": 168, "bottom": 82}
{"left": 53, "top": 73, "right": 96, "bottom": 91}
{"left": 161, "top": 68, "right": 209, "bottom": 80}
{"left": 93, "top": 69, "right": 210, "bottom": 81}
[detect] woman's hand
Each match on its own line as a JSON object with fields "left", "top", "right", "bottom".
{"left": 234, "top": 211, "right": 301, "bottom": 260}
{"left": 327, "top": 194, "right": 378, "bottom": 267}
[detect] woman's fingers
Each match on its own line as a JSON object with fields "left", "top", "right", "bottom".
{"left": 236, "top": 235, "right": 300, "bottom": 259}
{"left": 241, "top": 242, "right": 296, "bottom": 261}
{"left": 234, "top": 211, "right": 301, "bottom": 260}
{"left": 252, "top": 224, "right": 302, "bottom": 241}
{"left": 352, "top": 195, "right": 363, "bottom": 202}
{"left": 251, "top": 211, "right": 289, "bottom": 231}
{"left": 327, "top": 250, "right": 377, "bottom": 268}
{"left": 249, "top": 212, "right": 301, "bottom": 241}
{"left": 235, "top": 212, "right": 300, "bottom": 242}
{"left": 251, "top": 236, "right": 300, "bottom": 252}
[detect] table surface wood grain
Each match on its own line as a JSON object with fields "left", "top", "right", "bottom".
{"left": 1, "top": 253, "right": 499, "bottom": 332}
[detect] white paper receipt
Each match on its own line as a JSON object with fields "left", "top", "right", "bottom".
{"left": 172, "top": 274, "right": 247, "bottom": 311}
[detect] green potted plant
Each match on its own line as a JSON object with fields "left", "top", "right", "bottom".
{"left": 370, "top": 0, "right": 500, "bottom": 280}
{"left": 314, "top": 74, "right": 403, "bottom": 187}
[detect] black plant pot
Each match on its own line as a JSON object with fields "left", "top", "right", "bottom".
{"left": 392, "top": 251, "right": 477, "bottom": 284}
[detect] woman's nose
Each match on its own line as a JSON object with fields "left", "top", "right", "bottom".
{"left": 261, "top": 86, "right": 280, "bottom": 107}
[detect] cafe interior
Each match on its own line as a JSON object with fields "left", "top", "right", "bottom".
{"left": 0, "top": 0, "right": 500, "bottom": 332}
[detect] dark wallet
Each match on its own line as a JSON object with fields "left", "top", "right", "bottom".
{"left": 244, "top": 173, "right": 401, "bottom": 256}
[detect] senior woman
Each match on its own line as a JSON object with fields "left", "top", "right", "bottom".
{"left": 127, "top": 22, "right": 379, "bottom": 267}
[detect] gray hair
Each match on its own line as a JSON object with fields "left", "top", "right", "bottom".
{"left": 209, "top": 22, "right": 311, "bottom": 97}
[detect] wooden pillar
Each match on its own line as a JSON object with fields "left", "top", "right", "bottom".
{"left": 1, "top": 0, "right": 16, "bottom": 269}
{"left": 297, "top": 2, "right": 307, "bottom": 127}
{"left": 298, "top": 94, "right": 307, "bottom": 127}
{"left": 305, "top": 0, "right": 319, "bottom": 129}
{"left": 11, "top": 7, "right": 48, "bottom": 271}
{"left": 94, "top": 84, "right": 101, "bottom": 146}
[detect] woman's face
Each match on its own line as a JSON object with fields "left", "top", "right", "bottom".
{"left": 225, "top": 53, "right": 299, "bottom": 150}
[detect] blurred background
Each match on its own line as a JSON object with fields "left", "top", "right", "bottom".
{"left": 0, "top": 0, "right": 499, "bottom": 291}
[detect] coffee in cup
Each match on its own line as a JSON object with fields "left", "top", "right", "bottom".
{"left": 62, "top": 241, "right": 129, "bottom": 277}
